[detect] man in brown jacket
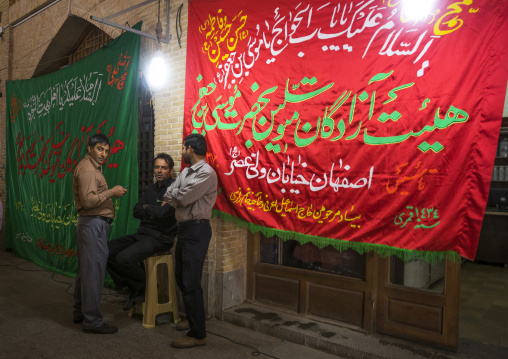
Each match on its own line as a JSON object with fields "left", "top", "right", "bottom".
{"left": 72, "top": 134, "right": 127, "bottom": 334}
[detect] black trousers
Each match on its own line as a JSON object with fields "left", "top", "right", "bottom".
{"left": 175, "top": 221, "right": 212, "bottom": 339}
{"left": 107, "top": 231, "right": 173, "bottom": 292}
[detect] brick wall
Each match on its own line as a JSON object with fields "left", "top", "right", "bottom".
{"left": 0, "top": 0, "right": 12, "bottom": 240}
{"left": 0, "top": 0, "right": 248, "bottom": 314}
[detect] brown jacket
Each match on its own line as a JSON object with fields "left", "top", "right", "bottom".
{"left": 73, "top": 154, "right": 115, "bottom": 218}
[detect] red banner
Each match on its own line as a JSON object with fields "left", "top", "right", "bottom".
{"left": 185, "top": 0, "right": 508, "bottom": 260}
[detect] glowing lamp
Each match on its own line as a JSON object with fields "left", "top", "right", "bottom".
{"left": 402, "top": 0, "right": 435, "bottom": 22}
{"left": 146, "top": 49, "right": 168, "bottom": 89}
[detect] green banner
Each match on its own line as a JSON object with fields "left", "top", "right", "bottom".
{"left": 5, "top": 25, "right": 141, "bottom": 277}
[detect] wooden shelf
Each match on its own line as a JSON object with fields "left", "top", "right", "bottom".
{"left": 484, "top": 211, "right": 508, "bottom": 216}
{"left": 478, "top": 122, "right": 508, "bottom": 264}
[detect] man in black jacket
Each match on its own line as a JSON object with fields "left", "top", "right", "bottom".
{"left": 107, "top": 153, "right": 177, "bottom": 311}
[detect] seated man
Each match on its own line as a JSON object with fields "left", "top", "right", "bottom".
{"left": 107, "top": 153, "right": 177, "bottom": 311}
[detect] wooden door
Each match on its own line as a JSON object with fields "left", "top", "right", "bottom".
{"left": 376, "top": 255, "right": 460, "bottom": 351}
{"left": 247, "top": 233, "right": 377, "bottom": 331}
{"left": 247, "top": 233, "right": 461, "bottom": 350}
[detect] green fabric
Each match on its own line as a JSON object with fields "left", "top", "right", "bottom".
{"left": 5, "top": 24, "right": 142, "bottom": 278}
{"left": 213, "top": 209, "right": 460, "bottom": 264}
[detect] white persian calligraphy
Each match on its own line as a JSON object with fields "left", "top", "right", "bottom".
{"left": 216, "top": 1, "right": 438, "bottom": 89}
{"left": 23, "top": 72, "right": 104, "bottom": 123}
{"left": 225, "top": 146, "right": 374, "bottom": 194}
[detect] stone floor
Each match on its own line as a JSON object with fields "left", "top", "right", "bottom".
{"left": 0, "top": 249, "right": 340, "bottom": 359}
{"left": 1, "top": 249, "right": 507, "bottom": 359}
{"left": 459, "top": 261, "right": 508, "bottom": 347}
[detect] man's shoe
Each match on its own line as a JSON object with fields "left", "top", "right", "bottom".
{"left": 171, "top": 335, "right": 206, "bottom": 348}
{"left": 83, "top": 323, "right": 118, "bottom": 334}
{"left": 73, "top": 316, "right": 84, "bottom": 324}
{"left": 123, "top": 288, "right": 145, "bottom": 311}
{"left": 176, "top": 319, "right": 190, "bottom": 331}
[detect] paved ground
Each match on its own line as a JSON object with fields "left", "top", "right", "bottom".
{"left": 1, "top": 249, "right": 507, "bottom": 359}
{"left": 0, "top": 250, "right": 340, "bottom": 359}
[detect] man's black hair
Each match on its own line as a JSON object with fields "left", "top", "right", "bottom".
{"left": 154, "top": 153, "right": 174, "bottom": 169}
{"left": 87, "top": 133, "right": 110, "bottom": 148}
{"left": 184, "top": 133, "right": 207, "bottom": 156}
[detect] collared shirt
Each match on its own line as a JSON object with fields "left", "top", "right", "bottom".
{"left": 133, "top": 177, "right": 177, "bottom": 238}
{"left": 73, "top": 154, "right": 115, "bottom": 218}
{"left": 163, "top": 159, "right": 217, "bottom": 223}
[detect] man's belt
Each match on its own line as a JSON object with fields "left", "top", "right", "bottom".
{"left": 177, "top": 219, "right": 209, "bottom": 229}
{"left": 83, "top": 215, "right": 114, "bottom": 224}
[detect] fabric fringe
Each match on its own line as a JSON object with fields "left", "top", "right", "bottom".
{"left": 212, "top": 209, "right": 461, "bottom": 264}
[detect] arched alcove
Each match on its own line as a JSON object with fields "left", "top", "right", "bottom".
{"left": 33, "top": 16, "right": 155, "bottom": 198}
{"left": 32, "top": 15, "right": 110, "bottom": 78}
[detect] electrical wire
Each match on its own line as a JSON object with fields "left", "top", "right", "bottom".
{"left": 0, "top": 28, "right": 119, "bottom": 77}
{"left": 0, "top": 0, "right": 127, "bottom": 78}
{"left": 176, "top": 3, "right": 183, "bottom": 48}
{"left": 206, "top": 330, "right": 280, "bottom": 359}
{"left": 0, "top": 264, "right": 49, "bottom": 271}
{"left": 125, "top": 1, "right": 159, "bottom": 31}
{"left": 0, "top": 262, "right": 127, "bottom": 302}
{"left": 82, "top": 0, "right": 108, "bottom": 18}
{"left": 0, "top": 0, "right": 109, "bottom": 73}
{"left": 0, "top": 37, "right": 54, "bottom": 74}
{"left": 2, "top": 262, "right": 281, "bottom": 358}
{"left": 49, "top": 271, "right": 74, "bottom": 295}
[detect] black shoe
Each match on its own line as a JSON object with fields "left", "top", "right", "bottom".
{"left": 73, "top": 316, "right": 84, "bottom": 324}
{"left": 123, "top": 288, "right": 145, "bottom": 311}
{"left": 134, "top": 293, "right": 145, "bottom": 304}
{"left": 83, "top": 323, "right": 118, "bottom": 334}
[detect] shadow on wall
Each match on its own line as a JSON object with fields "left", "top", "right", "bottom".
{"left": 0, "top": 161, "right": 4, "bottom": 198}
{"left": 0, "top": 161, "right": 5, "bottom": 250}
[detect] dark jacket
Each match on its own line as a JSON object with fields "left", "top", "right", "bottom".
{"left": 133, "top": 178, "right": 177, "bottom": 240}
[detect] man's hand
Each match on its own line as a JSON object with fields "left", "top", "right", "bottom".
{"left": 111, "top": 185, "right": 128, "bottom": 198}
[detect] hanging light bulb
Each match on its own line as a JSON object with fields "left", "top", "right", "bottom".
{"left": 146, "top": 2, "right": 168, "bottom": 89}
{"left": 402, "top": 0, "right": 435, "bottom": 22}
{"left": 146, "top": 44, "right": 168, "bottom": 89}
